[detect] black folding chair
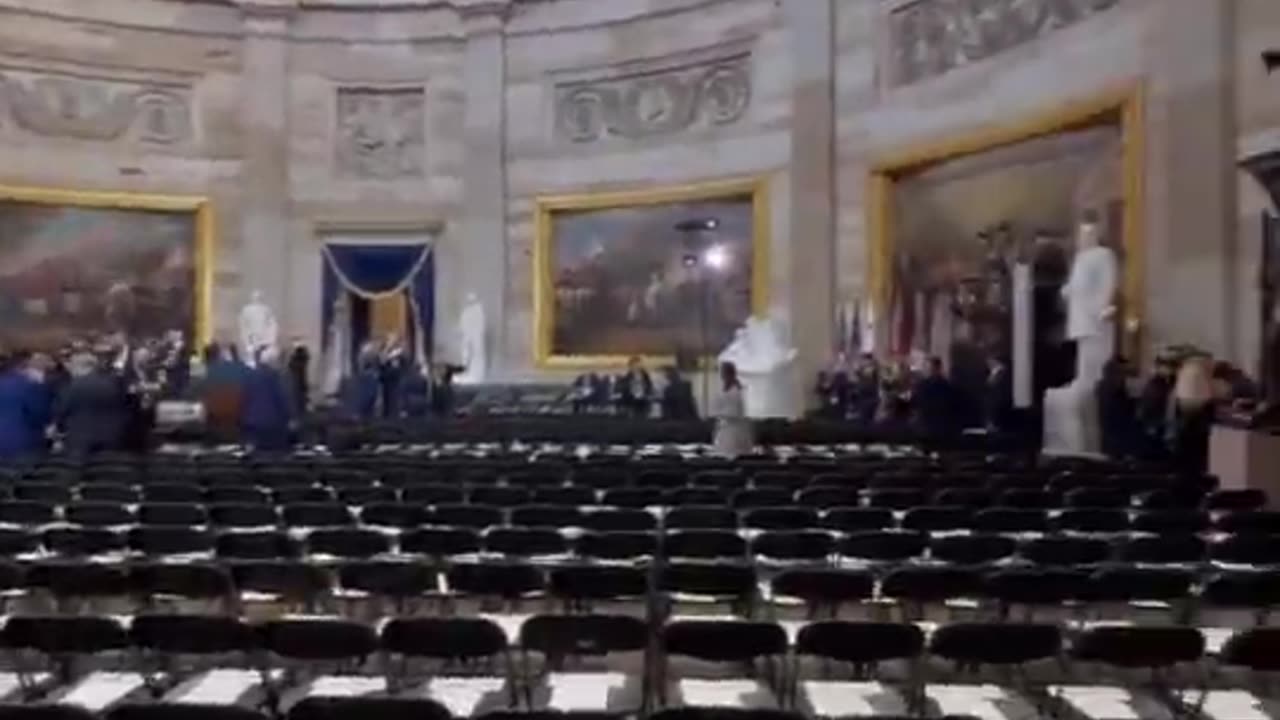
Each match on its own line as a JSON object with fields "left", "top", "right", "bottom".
{"left": 658, "top": 620, "right": 787, "bottom": 709}
{"left": 285, "top": 697, "right": 451, "bottom": 720}
{"left": 791, "top": 621, "right": 924, "bottom": 715}
{"left": 741, "top": 508, "right": 819, "bottom": 532}
{"left": 819, "top": 508, "right": 894, "bottom": 533}
{"left": 928, "top": 534, "right": 1016, "bottom": 565}
{"left": 835, "top": 531, "right": 927, "bottom": 564}
{"left": 519, "top": 614, "right": 649, "bottom": 713}
{"left": 230, "top": 561, "right": 331, "bottom": 611}
{"left": 138, "top": 503, "right": 209, "bottom": 527}
{"left": 750, "top": 531, "right": 834, "bottom": 564}
{"left": 337, "top": 561, "right": 437, "bottom": 614}
{"left": 130, "top": 614, "right": 258, "bottom": 699}
{"left": 574, "top": 532, "right": 658, "bottom": 561}
{"left": 381, "top": 617, "right": 517, "bottom": 712}
{"left": 132, "top": 563, "right": 234, "bottom": 610}
{"left": 2, "top": 615, "right": 131, "bottom": 690}
{"left": 549, "top": 565, "right": 648, "bottom": 609}
{"left": 306, "top": 528, "right": 391, "bottom": 559}
{"left": 665, "top": 531, "right": 746, "bottom": 561}
{"left": 484, "top": 528, "right": 569, "bottom": 557}
{"left": 769, "top": 569, "right": 874, "bottom": 617}
{"left": 666, "top": 508, "right": 739, "bottom": 531}
{"left": 578, "top": 510, "right": 657, "bottom": 533}
{"left": 258, "top": 618, "right": 380, "bottom": 711}
{"left": 400, "top": 528, "right": 481, "bottom": 558}
{"left": 927, "top": 623, "right": 1061, "bottom": 716}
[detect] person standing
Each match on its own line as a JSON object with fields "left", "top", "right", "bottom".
{"left": 379, "top": 335, "right": 409, "bottom": 419}
{"left": 712, "top": 361, "right": 753, "bottom": 458}
{"left": 660, "top": 366, "right": 699, "bottom": 421}
{"left": 0, "top": 353, "right": 51, "bottom": 460}
{"left": 914, "top": 356, "right": 959, "bottom": 439}
{"left": 616, "top": 356, "right": 653, "bottom": 418}
{"left": 239, "top": 347, "right": 293, "bottom": 452}
{"left": 1097, "top": 356, "right": 1138, "bottom": 459}
{"left": 287, "top": 338, "right": 311, "bottom": 416}
{"left": 984, "top": 355, "right": 1015, "bottom": 433}
{"left": 57, "top": 353, "right": 127, "bottom": 457}
{"left": 1170, "top": 356, "right": 1216, "bottom": 476}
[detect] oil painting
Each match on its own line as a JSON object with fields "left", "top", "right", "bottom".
{"left": 0, "top": 195, "right": 202, "bottom": 352}
{"left": 535, "top": 180, "right": 769, "bottom": 366}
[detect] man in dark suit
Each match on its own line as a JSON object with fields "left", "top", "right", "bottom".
{"left": 616, "top": 356, "right": 654, "bottom": 418}
{"left": 239, "top": 348, "right": 293, "bottom": 452}
{"left": 660, "top": 366, "right": 699, "bottom": 420}
{"left": 56, "top": 353, "right": 128, "bottom": 457}
{"left": 286, "top": 339, "right": 311, "bottom": 416}
{"left": 984, "top": 355, "right": 1015, "bottom": 433}
{"left": 913, "top": 356, "right": 959, "bottom": 439}
{"left": 0, "top": 352, "right": 51, "bottom": 460}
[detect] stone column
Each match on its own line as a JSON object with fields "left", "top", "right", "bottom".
{"left": 785, "top": 0, "right": 836, "bottom": 407}
{"left": 1147, "top": 0, "right": 1237, "bottom": 359}
{"left": 238, "top": 2, "right": 293, "bottom": 335}
{"left": 458, "top": 1, "right": 509, "bottom": 377}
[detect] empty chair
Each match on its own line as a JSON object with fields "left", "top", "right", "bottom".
{"left": 901, "top": 507, "right": 973, "bottom": 533}
{"left": 1219, "top": 627, "right": 1280, "bottom": 671}
{"left": 361, "top": 503, "right": 426, "bottom": 529}
{"left": 132, "top": 563, "right": 233, "bottom": 604}
{"left": 1206, "top": 489, "right": 1268, "bottom": 512}
{"left": 510, "top": 505, "right": 584, "bottom": 529}
{"left": 381, "top": 616, "right": 515, "bottom": 714}
{"left": 0, "top": 500, "right": 56, "bottom": 525}
{"left": 401, "top": 484, "right": 465, "bottom": 505}
{"left": 77, "top": 484, "right": 139, "bottom": 503}
{"left": 933, "top": 488, "right": 994, "bottom": 508}
{"left": 307, "top": 528, "right": 391, "bottom": 559}
{"left": 110, "top": 705, "right": 270, "bottom": 720}
{"left": 282, "top": 502, "right": 353, "bottom": 528}
{"left": 637, "top": 470, "right": 688, "bottom": 490}
{"left": 1209, "top": 534, "right": 1280, "bottom": 566}
{"left": 1131, "top": 509, "right": 1210, "bottom": 534}
{"left": 835, "top": 531, "right": 927, "bottom": 563}
{"left": 1114, "top": 535, "right": 1206, "bottom": 565}
{"left": 286, "top": 697, "right": 451, "bottom": 720}
{"left": 864, "top": 489, "right": 927, "bottom": 510}
{"left": 791, "top": 621, "right": 924, "bottom": 717}
{"left": 659, "top": 620, "right": 787, "bottom": 708}
{"left": 130, "top": 612, "right": 256, "bottom": 658}
{"left": 820, "top": 508, "right": 894, "bottom": 533}
{"left": 485, "top": 528, "right": 569, "bottom": 557}
{"left": 659, "top": 563, "right": 756, "bottom": 605}
{"left": 665, "top": 530, "right": 746, "bottom": 560}
{"left": 216, "top": 531, "right": 299, "bottom": 560}
{"left": 579, "top": 509, "right": 656, "bottom": 533}
{"left": 28, "top": 562, "right": 131, "bottom": 603}
{"left": 205, "top": 487, "right": 269, "bottom": 505}
{"left": 0, "top": 529, "right": 37, "bottom": 557}
{"left": 427, "top": 504, "right": 503, "bottom": 530}
{"left": 470, "top": 487, "right": 532, "bottom": 508}
{"left": 0, "top": 706, "right": 98, "bottom": 720}
{"left": 43, "top": 527, "right": 125, "bottom": 556}
{"left": 997, "top": 489, "right": 1060, "bottom": 510}
{"left": 3, "top": 615, "right": 130, "bottom": 683}
{"left": 13, "top": 483, "right": 71, "bottom": 504}
{"left": 690, "top": 471, "right": 743, "bottom": 491}
{"left": 667, "top": 488, "right": 727, "bottom": 507}
{"left": 1071, "top": 625, "right": 1204, "bottom": 670}
{"left": 258, "top": 618, "right": 379, "bottom": 690}
{"left": 929, "top": 534, "right": 1016, "bottom": 565}
{"left": 63, "top": 502, "right": 134, "bottom": 527}
{"left": 208, "top": 503, "right": 278, "bottom": 528}
{"left": 1020, "top": 536, "right": 1111, "bottom": 567}
{"left": 602, "top": 488, "right": 664, "bottom": 508}
{"left": 769, "top": 569, "right": 874, "bottom": 611}
{"left": 532, "top": 487, "right": 596, "bottom": 506}
{"left": 752, "top": 472, "right": 807, "bottom": 492}
{"left": 519, "top": 614, "right": 649, "bottom": 713}
{"left": 338, "top": 561, "right": 437, "bottom": 607}
{"left": 1052, "top": 508, "right": 1130, "bottom": 533}
{"left": 1064, "top": 488, "right": 1130, "bottom": 509}
{"left": 337, "top": 486, "right": 398, "bottom": 505}
{"left": 795, "top": 488, "right": 862, "bottom": 509}
{"left": 446, "top": 562, "right": 544, "bottom": 601}
{"left": 750, "top": 531, "right": 834, "bottom": 563}
{"left": 666, "top": 507, "right": 738, "bottom": 531}
{"left": 550, "top": 565, "right": 648, "bottom": 604}
{"left": 930, "top": 622, "right": 1061, "bottom": 666}
{"left": 272, "top": 485, "right": 334, "bottom": 504}
{"left": 138, "top": 503, "right": 209, "bottom": 527}
{"left": 400, "top": 528, "right": 481, "bottom": 557}
{"left": 129, "top": 526, "right": 215, "bottom": 556}
{"left": 231, "top": 561, "right": 331, "bottom": 607}
{"left": 141, "top": 483, "right": 204, "bottom": 503}
{"left": 1084, "top": 567, "right": 1194, "bottom": 605}
{"left": 982, "top": 568, "right": 1088, "bottom": 616}
{"left": 1216, "top": 511, "right": 1280, "bottom": 535}
{"left": 574, "top": 532, "right": 658, "bottom": 561}
{"left": 574, "top": 469, "right": 631, "bottom": 490}
{"left": 731, "top": 489, "right": 794, "bottom": 510}
{"left": 970, "top": 508, "right": 1049, "bottom": 534}
{"left": 880, "top": 566, "right": 983, "bottom": 611}
{"left": 741, "top": 508, "right": 818, "bottom": 531}
{"left": 1200, "top": 570, "right": 1280, "bottom": 611}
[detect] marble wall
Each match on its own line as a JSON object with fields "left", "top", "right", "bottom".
{"left": 0, "top": 0, "right": 1265, "bottom": 388}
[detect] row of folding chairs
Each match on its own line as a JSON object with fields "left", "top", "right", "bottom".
{"left": 0, "top": 614, "right": 1274, "bottom": 719}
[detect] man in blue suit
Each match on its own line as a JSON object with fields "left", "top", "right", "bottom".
{"left": 239, "top": 347, "right": 293, "bottom": 452}
{"left": 56, "top": 353, "right": 127, "bottom": 457}
{"left": 0, "top": 352, "right": 51, "bottom": 460}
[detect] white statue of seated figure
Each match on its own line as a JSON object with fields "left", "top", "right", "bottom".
{"left": 238, "top": 289, "right": 279, "bottom": 366}
{"left": 1043, "top": 215, "right": 1118, "bottom": 458}
{"left": 719, "top": 313, "right": 799, "bottom": 419}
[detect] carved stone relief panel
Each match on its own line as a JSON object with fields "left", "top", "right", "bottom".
{"left": 889, "top": 0, "right": 1122, "bottom": 86}
{"left": 0, "top": 69, "right": 193, "bottom": 144}
{"left": 554, "top": 47, "right": 752, "bottom": 144}
{"left": 335, "top": 86, "right": 426, "bottom": 180}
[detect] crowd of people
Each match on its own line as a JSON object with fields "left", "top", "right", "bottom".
{"left": 569, "top": 356, "right": 699, "bottom": 420}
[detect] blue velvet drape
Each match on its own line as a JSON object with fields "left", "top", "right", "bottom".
{"left": 321, "top": 243, "right": 433, "bottom": 375}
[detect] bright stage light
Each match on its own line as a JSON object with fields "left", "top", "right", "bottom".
{"left": 703, "top": 244, "right": 730, "bottom": 271}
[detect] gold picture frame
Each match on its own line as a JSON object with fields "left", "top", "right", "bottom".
{"left": 866, "top": 87, "right": 1146, "bottom": 358}
{"left": 533, "top": 177, "right": 771, "bottom": 368}
{"left": 0, "top": 184, "right": 216, "bottom": 347}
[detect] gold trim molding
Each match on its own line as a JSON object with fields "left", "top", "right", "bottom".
{"left": 0, "top": 184, "right": 215, "bottom": 347}
{"left": 866, "top": 86, "right": 1146, "bottom": 358}
{"left": 533, "top": 176, "right": 772, "bottom": 369}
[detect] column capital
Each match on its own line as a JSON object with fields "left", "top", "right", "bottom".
{"left": 455, "top": 0, "right": 512, "bottom": 35}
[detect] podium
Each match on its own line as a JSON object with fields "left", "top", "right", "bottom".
{"left": 1210, "top": 424, "right": 1280, "bottom": 501}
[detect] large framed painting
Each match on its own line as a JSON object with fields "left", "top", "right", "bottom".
{"left": 534, "top": 178, "right": 770, "bottom": 367}
{"left": 0, "top": 186, "right": 214, "bottom": 353}
{"left": 867, "top": 90, "right": 1144, "bottom": 404}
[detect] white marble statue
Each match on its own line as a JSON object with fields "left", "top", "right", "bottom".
{"left": 718, "top": 313, "right": 799, "bottom": 419}
{"left": 457, "top": 292, "right": 487, "bottom": 385}
{"left": 322, "top": 293, "right": 352, "bottom": 396}
{"left": 1043, "top": 216, "right": 1119, "bottom": 457}
{"left": 238, "top": 289, "right": 279, "bottom": 366}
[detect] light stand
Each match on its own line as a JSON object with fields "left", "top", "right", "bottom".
{"left": 675, "top": 218, "right": 720, "bottom": 414}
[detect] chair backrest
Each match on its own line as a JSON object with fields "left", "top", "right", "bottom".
{"left": 665, "top": 530, "right": 746, "bottom": 560}
{"left": 131, "top": 614, "right": 256, "bottom": 655}
{"left": 574, "top": 531, "right": 658, "bottom": 561}
{"left": 836, "top": 531, "right": 927, "bottom": 562}
{"left": 1071, "top": 626, "right": 1204, "bottom": 669}
{"left": 1219, "top": 627, "right": 1280, "bottom": 671}
{"left": 400, "top": 528, "right": 481, "bottom": 557}
{"left": 794, "top": 621, "right": 924, "bottom": 665}
{"left": 770, "top": 569, "right": 873, "bottom": 606}
{"left": 307, "top": 528, "right": 391, "bottom": 559}
{"left": 662, "top": 620, "right": 787, "bottom": 663}
{"left": 2, "top": 615, "right": 130, "bottom": 655}
{"left": 666, "top": 507, "right": 739, "bottom": 531}
{"left": 381, "top": 617, "right": 507, "bottom": 661}
{"left": 750, "top": 531, "right": 835, "bottom": 562}
{"left": 286, "top": 697, "right": 451, "bottom": 720}
{"left": 929, "top": 623, "right": 1061, "bottom": 666}
{"left": 260, "top": 618, "right": 379, "bottom": 663}
{"left": 520, "top": 614, "right": 647, "bottom": 658}
{"left": 549, "top": 565, "right": 648, "bottom": 601}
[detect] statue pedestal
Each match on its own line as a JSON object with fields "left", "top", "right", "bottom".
{"left": 740, "top": 362, "right": 799, "bottom": 419}
{"left": 1043, "top": 382, "right": 1103, "bottom": 458}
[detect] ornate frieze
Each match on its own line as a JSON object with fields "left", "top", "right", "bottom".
{"left": 335, "top": 86, "right": 426, "bottom": 180}
{"left": 890, "top": 0, "right": 1122, "bottom": 86}
{"left": 554, "top": 48, "right": 752, "bottom": 144}
{"left": 0, "top": 70, "right": 192, "bottom": 144}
